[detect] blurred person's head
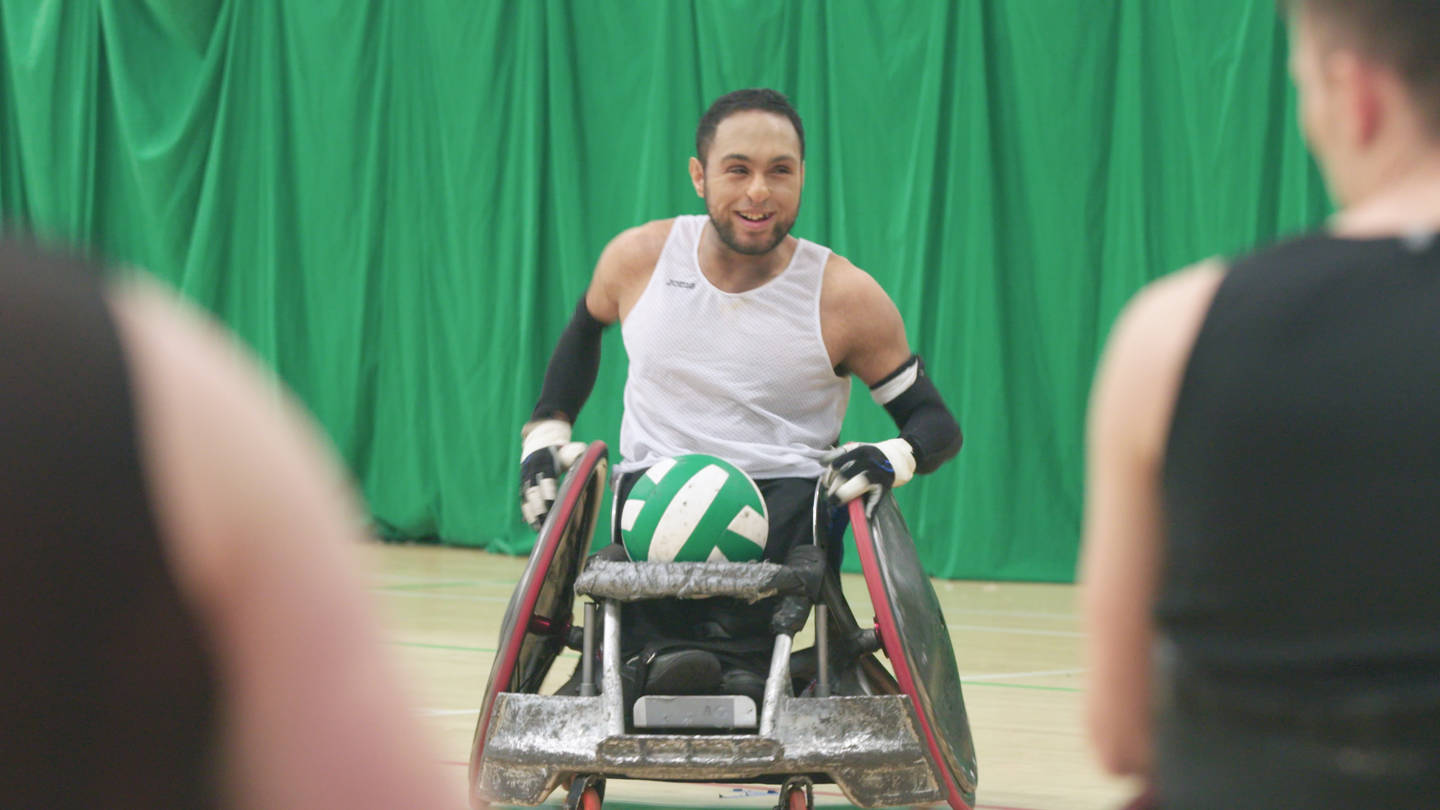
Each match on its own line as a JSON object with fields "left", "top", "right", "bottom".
{"left": 1281, "top": 1, "right": 1440, "bottom": 206}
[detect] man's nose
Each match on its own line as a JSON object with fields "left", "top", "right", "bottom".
{"left": 747, "top": 174, "right": 770, "bottom": 202}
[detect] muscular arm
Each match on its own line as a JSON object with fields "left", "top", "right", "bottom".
{"left": 1079, "top": 261, "right": 1224, "bottom": 777}
{"left": 111, "top": 281, "right": 464, "bottom": 810}
{"left": 823, "top": 255, "right": 911, "bottom": 385}
{"left": 823, "top": 256, "right": 961, "bottom": 474}
{"left": 529, "top": 220, "right": 671, "bottom": 423}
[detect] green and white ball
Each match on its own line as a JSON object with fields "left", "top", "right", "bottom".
{"left": 620, "top": 454, "right": 769, "bottom": 563}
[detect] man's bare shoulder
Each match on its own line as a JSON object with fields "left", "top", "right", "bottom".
{"left": 107, "top": 278, "right": 369, "bottom": 607}
{"left": 818, "top": 252, "right": 910, "bottom": 382}
{"left": 1109, "top": 260, "right": 1226, "bottom": 370}
{"left": 819, "top": 251, "right": 891, "bottom": 311}
{"left": 1093, "top": 259, "right": 1227, "bottom": 459}
{"left": 600, "top": 218, "right": 675, "bottom": 274}
{"left": 109, "top": 278, "right": 467, "bottom": 810}
{"left": 590, "top": 218, "right": 678, "bottom": 322}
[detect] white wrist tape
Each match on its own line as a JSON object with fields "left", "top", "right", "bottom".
{"left": 874, "top": 437, "right": 917, "bottom": 488}
{"left": 520, "top": 418, "right": 572, "bottom": 460}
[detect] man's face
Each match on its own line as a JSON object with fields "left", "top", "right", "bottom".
{"left": 691, "top": 110, "right": 805, "bottom": 256}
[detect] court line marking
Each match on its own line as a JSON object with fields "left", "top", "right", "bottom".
{"left": 704, "top": 781, "right": 848, "bottom": 799}
{"left": 370, "top": 573, "right": 534, "bottom": 587}
{"left": 947, "top": 607, "right": 1078, "bottom": 621}
{"left": 963, "top": 667, "right": 1084, "bottom": 682}
{"left": 965, "top": 681, "right": 1080, "bottom": 693}
{"left": 948, "top": 624, "right": 1084, "bottom": 639}
{"left": 374, "top": 579, "right": 507, "bottom": 591}
{"left": 390, "top": 640, "right": 494, "bottom": 653}
{"left": 375, "top": 590, "right": 511, "bottom": 603}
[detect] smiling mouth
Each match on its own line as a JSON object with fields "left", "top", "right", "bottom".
{"left": 737, "top": 211, "right": 773, "bottom": 223}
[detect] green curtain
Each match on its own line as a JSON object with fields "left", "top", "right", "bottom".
{"left": 0, "top": 0, "right": 1330, "bottom": 581}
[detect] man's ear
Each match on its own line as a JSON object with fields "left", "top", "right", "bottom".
{"left": 1330, "top": 51, "right": 1378, "bottom": 150}
{"left": 1353, "top": 58, "right": 1397, "bottom": 148}
{"left": 689, "top": 156, "right": 705, "bottom": 198}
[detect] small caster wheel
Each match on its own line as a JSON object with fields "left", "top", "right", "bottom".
{"left": 563, "top": 773, "right": 605, "bottom": 810}
{"left": 776, "top": 776, "right": 813, "bottom": 810}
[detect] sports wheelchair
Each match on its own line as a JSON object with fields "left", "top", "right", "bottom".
{"left": 470, "top": 443, "right": 978, "bottom": 810}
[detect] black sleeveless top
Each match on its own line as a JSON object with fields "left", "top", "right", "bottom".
{"left": 0, "top": 242, "right": 219, "bottom": 807}
{"left": 1158, "top": 231, "right": 1440, "bottom": 697}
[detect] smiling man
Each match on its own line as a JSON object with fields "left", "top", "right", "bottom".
{"left": 516, "top": 88, "right": 962, "bottom": 695}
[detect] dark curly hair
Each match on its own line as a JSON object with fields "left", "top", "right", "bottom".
{"left": 694, "top": 88, "right": 805, "bottom": 166}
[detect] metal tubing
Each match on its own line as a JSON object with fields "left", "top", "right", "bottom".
{"left": 758, "top": 633, "right": 794, "bottom": 736}
{"left": 602, "top": 600, "right": 624, "bottom": 735}
{"left": 815, "top": 603, "right": 830, "bottom": 698}
{"left": 580, "top": 601, "right": 597, "bottom": 697}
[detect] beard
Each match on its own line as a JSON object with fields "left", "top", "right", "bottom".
{"left": 703, "top": 191, "right": 798, "bottom": 256}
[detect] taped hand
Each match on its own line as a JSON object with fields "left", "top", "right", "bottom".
{"left": 820, "top": 438, "right": 916, "bottom": 516}
{"left": 518, "top": 419, "right": 587, "bottom": 531}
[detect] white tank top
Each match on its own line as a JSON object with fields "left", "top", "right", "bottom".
{"left": 617, "top": 215, "right": 851, "bottom": 479}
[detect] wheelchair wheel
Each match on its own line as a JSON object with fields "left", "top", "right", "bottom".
{"left": 470, "top": 443, "right": 608, "bottom": 796}
{"left": 850, "top": 496, "right": 978, "bottom": 810}
{"left": 563, "top": 774, "right": 604, "bottom": 810}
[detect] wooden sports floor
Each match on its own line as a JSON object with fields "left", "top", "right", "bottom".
{"left": 370, "top": 542, "right": 1136, "bottom": 810}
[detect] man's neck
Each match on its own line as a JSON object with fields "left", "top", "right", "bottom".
{"left": 1333, "top": 146, "right": 1440, "bottom": 238}
{"left": 697, "top": 222, "right": 798, "bottom": 293}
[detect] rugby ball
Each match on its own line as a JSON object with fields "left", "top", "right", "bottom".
{"left": 620, "top": 454, "right": 768, "bottom": 563}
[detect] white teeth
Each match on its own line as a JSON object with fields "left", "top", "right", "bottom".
{"left": 739, "top": 212, "right": 769, "bottom": 221}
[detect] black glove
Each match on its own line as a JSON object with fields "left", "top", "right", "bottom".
{"left": 518, "top": 419, "right": 585, "bottom": 531}
{"left": 819, "top": 439, "right": 916, "bottom": 516}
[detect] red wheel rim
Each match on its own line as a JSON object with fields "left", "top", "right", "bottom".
{"left": 470, "top": 443, "right": 608, "bottom": 796}
{"left": 849, "top": 498, "right": 973, "bottom": 810}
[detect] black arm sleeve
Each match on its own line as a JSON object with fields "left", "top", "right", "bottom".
{"left": 530, "top": 296, "right": 608, "bottom": 422}
{"left": 875, "top": 356, "right": 963, "bottom": 475}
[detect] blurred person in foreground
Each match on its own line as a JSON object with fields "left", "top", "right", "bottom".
{"left": 1081, "top": 2, "right": 1440, "bottom": 807}
{"left": 0, "top": 239, "right": 464, "bottom": 809}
